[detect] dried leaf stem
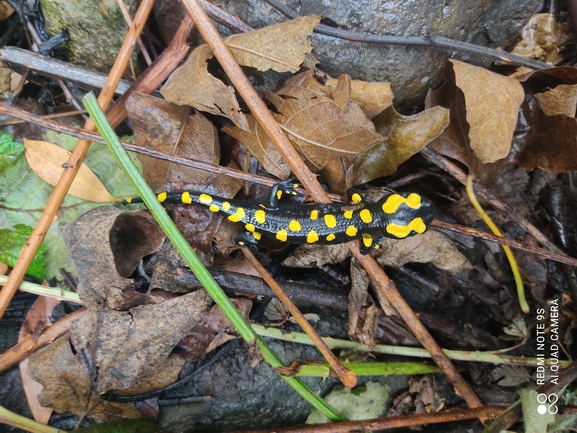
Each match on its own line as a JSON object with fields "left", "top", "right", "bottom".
{"left": 185, "top": 0, "right": 485, "bottom": 417}
{"left": 263, "top": 0, "right": 550, "bottom": 71}
{"left": 0, "top": 0, "right": 154, "bottom": 321}
{"left": 242, "top": 247, "right": 357, "bottom": 388}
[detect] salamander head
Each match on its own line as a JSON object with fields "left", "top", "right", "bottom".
{"left": 378, "top": 192, "right": 437, "bottom": 239}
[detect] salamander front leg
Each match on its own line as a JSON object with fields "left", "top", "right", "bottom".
{"left": 267, "top": 179, "right": 303, "bottom": 208}
{"left": 358, "top": 233, "right": 384, "bottom": 254}
{"left": 346, "top": 188, "right": 371, "bottom": 205}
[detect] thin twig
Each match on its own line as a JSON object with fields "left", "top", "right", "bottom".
{"left": 242, "top": 247, "right": 357, "bottom": 388}
{"left": 230, "top": 407, "right": 504, "bottom": 433}
{"left": 263, "top": 0, "right": 550, "bottom": 71}
{"left": 0, "top": 308, "right": 87, "bottom": 373}
{"left": 0, "top": 0, "right": 154, "bottom": 320}
{"left": 431, "top": 220, "right": 577, "bottom": 267}
{"left": 115, "top": 0, "right": 152, "bottom": 65}
{"left": 187, "top": 0, "right": 485, "bottom": 418}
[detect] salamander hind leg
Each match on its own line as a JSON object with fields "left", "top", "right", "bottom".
{"left": 235, "top": 231, "right": 262, "bottom": 251}
{"left": 267, "top": 179, "right": 304, "bottom": 208}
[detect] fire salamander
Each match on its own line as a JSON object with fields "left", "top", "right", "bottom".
{"left": 122, "top": 180, "right": 437, "bottom": 254}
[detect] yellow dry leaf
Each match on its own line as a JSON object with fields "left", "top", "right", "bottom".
{"left": 450, "top": 60, "right": 524, "bottom": 164}
{"left": 24, "top": 139, "right": 117, "bottom": 203}
{"left": 326, "top": 78, "right": 393, "bottom": 119}
{"left": 226, "top": 15, "right": 320, "bottom": 73}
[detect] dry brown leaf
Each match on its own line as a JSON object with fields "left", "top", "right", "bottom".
{"left": 28, "top": 335, "right": 141, "bottom": 422}
{"left": 161, "top": 45, "right": 248, "bottom": 130}
{"left": 326, "top": 77, "right": 393, "bottom": 119}
{"left": 275, "top": 73, "right": 384, "bottom": 170}
{"left": 126, "top": 92, "right": 221, "bottom": 190}
{"left": 282, "top": 230, "right": 471, "bottom": 274}
{"left": 374, "top": 231, "right": 472, "bottom": 274}
{"left": 226, "top": 15, "right": 319, "bottom": 73}
{"left": 161, "top": 16, "right": 320, "bottom": 129}
{"left": 513, "top": 67, "right": 577, "bottom": 173}
{"left": 24, "top": 139, "right": 117, "bottom": 202}
{"left": 19, "top": 296, "right": 60, "bottom": 424}
{"left": 534, "top": 84, "right": 577, "bottom": 117}
{"left": 450, "top": 60, "right": 524, "bottom": 164}
{"left": 223, "top": 114, "right": 291, "bottom": 179}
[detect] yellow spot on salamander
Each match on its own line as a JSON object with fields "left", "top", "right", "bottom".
{"left": 326, "top": 233, "right": 336, "bottom": 241}
{"left": 386, "top": 217, "right": 426, "bottom": 238}
{"left": 289, "top": 220, "right": 301, "bottom": 232}
{"left": 276, "top": 190, "right": 282, "bottom": 200}
{"left": 382, "top": 193, "right": 421, "bottom": 214}
{"left": 310, "top": 209, "right": 318, "bottom": 220}
{"left": 351, "top": 192, "right": 362, "bottom": 204}
{"left": 360, "top": 209, "right": 372, "bottom": 224}
{"left": 228, "top": 207, "right": 245, "bottom": 222}
{"left": 222, "top": 201, "right": 231, "bottom": 211}
{"left": 254, "top": 209, "right": 266, "bottom": 224}
{"left": 209, "top": 204, "right": 219, "bottom": 213}
{"left": 324, "top": 214, "right": 337, "bottom": 228}
{"left": 181, "top": 192, "right": 192, "bottom": 204}
{"left": 157, "top": 192, "right": 167, "bottom": 203}
{"left": 245, "top": 224, "right": 255, "bottom": 232}
{"left": 346, "top": 226, "right": 358, "bottom": 237}
{"left": 343, "top": 209, "right": 353, "bottom": 219}
{"left": 362, "top": 233, "right": 373, "bottom": 248}
{"left": 253, "top": 232, "right": 262, "bottom": 240}
{"left": 276, "top": 229, "right": 288, "bottom": 242}
{"left": 199, "top": 193, "right": 213, "bottom": 204}
{"left": 126, "top": 198, "right": 132, "bottom": 204}
{"left": 306, "top": 230, "right": 319, "bottom": 243}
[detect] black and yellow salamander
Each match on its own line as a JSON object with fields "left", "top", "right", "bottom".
{"left": 122, "top": 180, "right": 437, "bottom": 254}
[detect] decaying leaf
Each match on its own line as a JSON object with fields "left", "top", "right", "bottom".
{"left": 534, "top": 84, "right": 577, "bottom": 117}
{"left": 511, "top": 13, "right": 574, "bottom": 65}
{"left": 501, "top": 315, "right": 529, "bottom": 340}
{"left": 513, "top": 67, "right": 577, "bottom": 172}
{"left": 24, "top": 139, "right": 117, "bottom": 202}
{"left": 161, "top": 45, "right": 248, "bottom": 130}
{"left": 19, "top": 296, "right": 59, "bottom": 424}
{"left": 28, "top": 335, "right": 141, "bottom": 422}
{"left": 161, "top": 16, "right": 320, "bottom": 129}
{"left": 282, "top": 230, "right": 471, "bottom": 274}
{"left": 126, "top": 92, "right": 220, "bottom": 190}
{"left": 491, "top": 365, "right": 531, "bottom": 387}
{"left": 352, "top": 105, "right": 449, "bottom": 186}
{"left": 226, "top": 15, "right": 319, "bottom": 73}
{"left": 326, "top": 77, "right": 393, "bottom": 119}
{"left": 59, "top": 207, "right": 165, "bottom": 304}
{"left": 71, "top": 289, "right": 211, "bottom": 394}
{"left": 223, "top": 114, "right": 291, "bottom": 179}
{"left": 176, "top": 298, "right": 252, "bottom": 362}
{"left": 374, "top": 231, "right": 472, "bottom": 274}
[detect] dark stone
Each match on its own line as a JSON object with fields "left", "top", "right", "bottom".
{"left": 212, "top": 0, "right": 541, "bottom": 110}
